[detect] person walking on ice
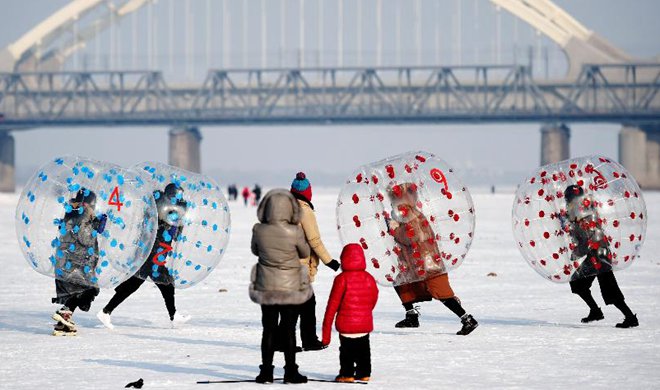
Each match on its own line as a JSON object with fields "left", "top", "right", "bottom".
{"left": 386, "top": 183, "right": 478, "bottom": 335}
{"left": 563, "top": 184, "right": 638, "bottom": 328}
{"left": 96, "top": 183, "right": 191, "bottom": 329}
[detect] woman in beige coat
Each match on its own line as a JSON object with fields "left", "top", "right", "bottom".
{"left": 289, "top": 172, "right": 340, "bottom": 351}
{"left": 250, "top": 189, "right": 312, "bottom": 384}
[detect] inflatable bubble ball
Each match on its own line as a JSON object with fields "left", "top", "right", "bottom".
{"left": 336, "top": 151, "right": 476, "bottom": 287}
{"left": 16, "top": 156, "right": 158, "bottom": 288}
{"left": 134, "top": 162, "right": 231, "bottom": 289}
{"left": 512, "top": 155, "right": 647, "bottom": 283}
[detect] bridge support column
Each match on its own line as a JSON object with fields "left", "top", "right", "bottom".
{"left": 644, "top": 127, "right": 660, "bottom": 190}
{"left": 540, "top": 123, "right": 570, "bottom": 165}
{"left": 0, "top": 131, "right": 15, "bottom": 193}
{"left": 618, "top": 125, "right": 648, "bottom": 187}
{"left": 169, "top": 126, "right": 202, "bottom": 173}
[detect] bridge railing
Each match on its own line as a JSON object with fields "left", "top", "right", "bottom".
{"left": 0, "top": 63, "right": 658, "bottom": 128}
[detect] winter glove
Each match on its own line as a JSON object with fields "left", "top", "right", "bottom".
{"left": 322, "top": 335, "right": 330, "bottom": 346}
{"left": 168, "top": 225, "right": 178, "bottom": 239}
{"left": 96, "top": 214, "right": 108, "bottom": 234}
{"left": 326, "top": 259, "right": 341, "bottom": 272}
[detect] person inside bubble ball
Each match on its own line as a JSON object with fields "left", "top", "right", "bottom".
{"left": 51, "top": 188, "right": 108, "bottom": 336}
{"left": 385, "top": 182, "right": 478, "bottom": 335}
{"left": 97, "top": 183, "right": 191, "bottom": 329}
{"left": 563, "top": 184, "right": 638, "bottom": 328}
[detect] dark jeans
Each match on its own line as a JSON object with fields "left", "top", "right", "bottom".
{"left": 339, "top": 334, "right": 371, "bottom": 378}
{"left": 570, "top": 270, "right": 624, "bottom": 305}
{"left": 103, "top": 276, "right": 176, "bottom": 320}
{"left": 261, "top": 305, "right": 299, "bottom": 367}
{"left": 299, "top": 294, "right": 319, "bottom": 346}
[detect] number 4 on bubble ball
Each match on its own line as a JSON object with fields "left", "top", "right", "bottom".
{"left": 108, "top": 186, "right": 123, "bottom": 211}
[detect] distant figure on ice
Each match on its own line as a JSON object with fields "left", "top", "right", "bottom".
{"left": 51, "top": 189, "right": 107, "bottom": 336}
{"left": 253, "top": 184, "right": 263, "bottom": 204}
{"left": 386, "top": 183, "right": 478, "bottom": 335}
{"left": 242, "top": 186, "right": 251, "bottom": 207}
{"left": 564, "top": 184, "right": 638, "bottom": 328}
{"left": 288, "top": 172, "right": 340, "bottom": 351}
{"left": 491, "top": 185, "right": 496, "bottom": 194}
{"left": 322, "top": 244, "right": 379, "bottom": 383}
{"left": 227, "top": 184, "right": 238, "bottom": 201}
{"left": 249, "top": 189, "right": 312, "bottom": 384}
{"left": 96, "top": 183, "right": 191, "bottom": 329}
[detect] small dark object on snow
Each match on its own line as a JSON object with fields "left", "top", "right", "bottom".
{"left": 125, "top": 378, "right": 144, "bottom": 388}
{"left": 487, "top": 272, "right": 498, "bottom": 277}
{"left": 218, "top": 288, "right": 228, "bottom": 293}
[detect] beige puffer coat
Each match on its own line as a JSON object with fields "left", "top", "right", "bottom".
{"left": 297, "top": 199, "right": 333, "bottom": 283}
{"left": 249, "top": 189, "right": 313, "bottom": 305}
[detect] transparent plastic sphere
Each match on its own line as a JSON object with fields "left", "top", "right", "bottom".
{"left": 134, "top": 162, "right": 231, "bottom": 289}
{"left": 15, "top": 156, "right": 158, "bottom": 288}
{"left": 512, "top": 155, "right": 647, "bottom": 283}
{"left": 336, "top": 151, "right": 475, "bottom": 286}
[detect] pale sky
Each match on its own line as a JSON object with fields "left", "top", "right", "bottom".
{"left": 1, "top": 0, "right": 658, "bottom": 187}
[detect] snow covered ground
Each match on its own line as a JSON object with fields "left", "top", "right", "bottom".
{"left": 0, "top": 188, "right": 658, "bottom": 389}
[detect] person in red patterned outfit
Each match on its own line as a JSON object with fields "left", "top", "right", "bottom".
{"left": 322, "top": 244, "right": 379, "bottom": 383}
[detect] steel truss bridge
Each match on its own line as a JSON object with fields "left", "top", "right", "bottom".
{"left": 0, "top": 63, "right": 658, "bottom": 130}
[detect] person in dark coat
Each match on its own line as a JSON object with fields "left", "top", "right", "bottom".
{"left": 322, "top": 244, "right": 379, "bottom": 383}
{"left": 96, "top": 183, "right": 190, "bottom": 329}
{"left": 51, "top": 188, "right": 107, "bottom": 335}
{"left": 253, "top": 184, "right": 263, "bottom": 204}
{"left": 250, "top": 189, "right": 312, "bottom": 384}
{"left": 564, "top": 185, "right": 638, "bottom": 328}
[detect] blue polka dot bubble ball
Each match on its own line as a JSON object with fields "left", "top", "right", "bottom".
{"left": 133, "top": 161, "right": 231, "bottom": 289}
{"left": 16, "top": 156, "right": 158, "bottom": 288}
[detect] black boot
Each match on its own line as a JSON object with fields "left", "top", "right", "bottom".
{"left": 302, "top": 338, "right": 328, "bottom": 351}
{"left": 457, "top": 314, "right": 478, "bottom": 335}
{"left": 255, "top": 365, "right": 274, "bottom": 384}
{"left": 395, "top": 309, "right": 420, "bottom": 328}
{"left": 276, "top": 344, "right": 303, "bottom": 353}
{"left": 283, "top": 365, "right": 308, "bottom": 384}
{"left": 581, "top": 307, "right": 604, "bottom": 323}
{"left": 615, "top": 314, "right": 639, "bottom": 328}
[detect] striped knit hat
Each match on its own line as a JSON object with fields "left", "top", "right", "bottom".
{"left": 290, "top": 172, "right": 312, "bottom": 202}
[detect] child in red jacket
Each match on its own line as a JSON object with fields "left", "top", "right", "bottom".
{"left": 322, "top": 243, "right": 379, "bottom": 383}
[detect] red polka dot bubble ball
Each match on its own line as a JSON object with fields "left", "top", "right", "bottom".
{"left": 512, "top": 155, "right": 647, "bottom": 283}
{"left": 336, "top": 151, "right": 475, "bottom": 286}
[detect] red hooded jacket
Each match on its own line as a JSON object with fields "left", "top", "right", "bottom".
{"left": 322, "top": 244, "right": 379, "bottom": 345}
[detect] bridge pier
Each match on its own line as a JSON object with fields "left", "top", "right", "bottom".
{"left": 0, "top": 131, "right": 15, "bottom": 193}
{"left": 169, "top": 126, "right": 202, "bottom": 173}
{"left": 540, "top": 123, "right": 570, "bottom": 165}
{"left": 644, "top": 127, "right": 660, "bottom": 190}
{"left": 618, "top": 125, "right": 648, "bottom": 187}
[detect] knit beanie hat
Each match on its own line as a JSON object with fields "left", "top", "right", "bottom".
{"left": 290, "top": 172, "right": 312, "bottom": 202}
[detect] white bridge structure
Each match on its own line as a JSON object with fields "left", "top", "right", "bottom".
{"left": 0, "top": 0, "right": 658, "bottom": 192}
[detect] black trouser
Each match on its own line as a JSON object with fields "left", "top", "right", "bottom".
{"left": 339, "top": 334, "right": 371, "bottom": 379}
{"left": 298, "top": 294, "right": 320, "bottom": 346}
{"left": 261, "top": 305, "right": 299, "bottom": 367}
{"left": 570, "top": 270, "right": 624, "bottom": 306}
{"left": 53, "top": 279, "right": 99, "bottom": 313}
{"left": 103, "top": 276, "right": 176, "bottom": 320}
